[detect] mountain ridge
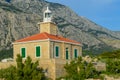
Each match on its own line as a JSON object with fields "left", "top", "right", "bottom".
{"left": 0, "top": 0, "right": 120, "bottom": 54}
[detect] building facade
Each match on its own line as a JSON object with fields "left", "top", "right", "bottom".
{"left": 13, "top": 7, "right": 82, "bottom": 80}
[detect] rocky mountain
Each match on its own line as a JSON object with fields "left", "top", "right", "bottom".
{"left": 0, "top": 0, "right": 120, "bottom": 54}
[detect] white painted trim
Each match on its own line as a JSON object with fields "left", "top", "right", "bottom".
{"left": 39, "top": 22, "right": 56, "bottom": 24}
{"left": 20, "top": 47, "right": 27, "bottom": 59}
{"left": 35, "top": 45, "right": 41, "bottom": 58}
{"left": 74, "top": 48, "right": 78, "bottom": 58}
{"left": 65, "top": 47, "right": 69, "bottom": 60}
{"left": 12, "top": 38, "right": 82, "bottom": 46}
{"left": 49, "top": 39, "right": 82, "bottom": 46}
{"left": 12, "top": 39, "right": 49, "bottom": 44}
{"left": 54, "top": 45, "right": 60, "bottom": 58}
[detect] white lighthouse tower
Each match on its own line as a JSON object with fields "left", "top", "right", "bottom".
{"left": 43, "top": 7, "right": 52, "bottom": 22}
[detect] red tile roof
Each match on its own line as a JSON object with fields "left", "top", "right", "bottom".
{"left": 15, "top": 32, "right": 80, "bottom": 44}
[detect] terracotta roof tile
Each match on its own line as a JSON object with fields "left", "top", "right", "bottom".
{"left": 15, "top": 32, "right": 80, "bottom": 44}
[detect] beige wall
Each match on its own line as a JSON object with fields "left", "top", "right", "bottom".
{"left": 0, "top": 62, "right": 16, "bottom": 69}
{"left": 38, "top": 59, "right": 56, "bottom": 79}
{"left": 13, "top": 40, "right": 50, "bottom": 61}
{"left": 13, "top": 40, "right": 82, "bottom": 62}
{"left": 39, "top": 59, "right": 68, "bottom": 79}
{"left": 40, "top": 22, "right": 58, "bottom": 35}
{"left": 50, "top": 41, "right": 82, "bottom": 60}
{"left": 13, "top": 40, "right": 82, "bottom": 80}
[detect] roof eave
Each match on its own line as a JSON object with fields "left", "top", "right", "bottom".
{"left": 49, "top": 39, "right": 82, "bottom": 46}
{"left": 12, "top": 39, "right": 82, "bottom": 46}
{"left": 12, "top": 39, "right": 49, "bottom": 45}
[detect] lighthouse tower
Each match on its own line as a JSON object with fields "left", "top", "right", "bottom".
{"left": 39, "top": 7, "right": 58, "bottom": 35}
{"left": 43, "top": 6, "right": 52, "bottom": 22}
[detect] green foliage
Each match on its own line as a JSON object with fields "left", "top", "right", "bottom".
{"left": 106, "top": 59, "right": 120, "bottom": 75}
{"left": 83, "top": 43, "right": 115, "bottom": 55}
{"left": 100, "top": 49, "right": 120, "bottom": 59}
{"left": 0, "top": 66, "right": 16, "bottom": 80}
{"left": 98, "top": 49, "right": 120, "bottom": 76}
{"left": 82, "top": 50, "right": 96, "bottom": 57}
{"left": 0, "top": 48, "right": 13, "bottom": 61}
{"left": 0, "top": 54, "right": 47, "bottom": 80}
{"left": 63, "top": 57, "right": 102, "bottom": 80}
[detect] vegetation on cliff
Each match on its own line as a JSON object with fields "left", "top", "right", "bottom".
{"left": 99, "top": 49, "right": 120, "bottom": 76}
{"left": 100, "top": 49, "right": 120, "bottom": 59}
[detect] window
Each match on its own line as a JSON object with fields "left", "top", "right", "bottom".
{"left": 45, "top": 13, "right": 51, "bottom": 18}
{"left": 21, "top": 48, "right": 26, "bottom": 58}
{"left": 66, "top": 48, "right": 69, "bottom": 60}
{"left": 74, "top": 49, "right": 78, "bottom": 58}
{"left": 55, "top": 46, "right": 59, "bottom": 57}
{"left": 45, "top": 13, "right": 47, "bottom": 18}
{"left": 36, "top": 46, "right": 41, "bottom": 57}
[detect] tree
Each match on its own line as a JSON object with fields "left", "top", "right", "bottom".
{"left": 0, "top": 54, "right": 47, "bottom": 80}
{"left": 106, "top": 59, "right": 120, "bottom": 75}
{"left": 63, "top": 57, "right": 102, "bottom": 80}
{"left": 0, "top": 66, "right": 16, "bottom": 80}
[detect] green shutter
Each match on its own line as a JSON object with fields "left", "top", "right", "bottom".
{"left": 21, "top": 48, "right": 26, "bottom": 58}
{"left": 36, "top": 46, "right": 40, "bottom": 57}
{"left": 55, "top": 46, "right": 59, "bottom": 57}
{"left": 66, "top": 48, "right": 69, "bottom": 59}
{"left": 74, "top": 49, "right": 78, "bottom": 58}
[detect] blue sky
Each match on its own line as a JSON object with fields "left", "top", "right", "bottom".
{"left": 46, "top": 0, "right": 120, "bottom": 31}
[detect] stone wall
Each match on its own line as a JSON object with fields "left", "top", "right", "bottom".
{"left": 0, "top": 62, "right": 15, "bottom": 69}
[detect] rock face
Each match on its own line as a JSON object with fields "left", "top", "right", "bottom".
{"left": 0, "top": 0, "right": 120, "bottom": 53}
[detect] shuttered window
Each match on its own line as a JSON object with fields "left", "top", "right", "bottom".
{"left": 21, "top": 48, "right": 26, "bottom": 58}
{"left": 36, "top": 46, "right": 40, "bottom": 57}
{"left": 55, "top": 46, "right": 59, "bottom": 57}
{"left": 74, "top": 49, "right": 78, "bottom": 58}
{"left": 66, "top": 48, "right": 69, "bottom": 60}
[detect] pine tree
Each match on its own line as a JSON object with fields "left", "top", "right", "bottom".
{"left": 64, "top": 57, "right": 101, "bottom": 80}
{"left": 0, "top": 54, "right": 47, "bottom": 80}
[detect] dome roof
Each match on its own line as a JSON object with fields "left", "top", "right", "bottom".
{"left": 44, "top": 7, "right": 51, "bottom": 13}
